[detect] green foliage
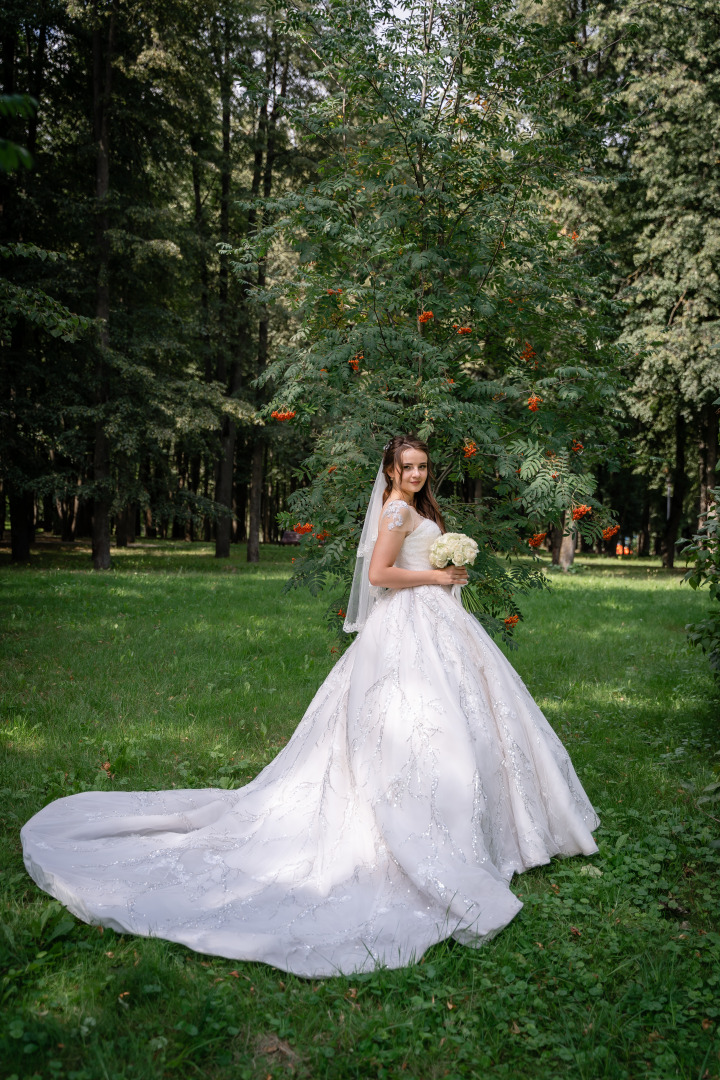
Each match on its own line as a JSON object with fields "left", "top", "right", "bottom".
{"left": 615, "top": 0, "right": 720, "bottom": 419}
{"left": 540, "top": 0, "right": 720, "bottom": 554}
{"left": 234, "top": 0, "right": 624, "bottom": 630}
{"left": 0, "top": 243, "right": 92, "bottom": 344}
{"left": 0, "top": 1, "right": 326, "bottom": 552}
{"left": 683, "top": 485, "right": 720, "bottom": 679}
{"left": 0, "top": 93, "right": 35, "bottom": 172}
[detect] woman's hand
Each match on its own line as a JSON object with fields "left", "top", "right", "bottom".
{"left": 435, "top": 565, "right": 469, "bottom": 586}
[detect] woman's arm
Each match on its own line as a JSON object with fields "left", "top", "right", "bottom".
{"left": 368, "top": 505, "right": 468, "bottom": 589}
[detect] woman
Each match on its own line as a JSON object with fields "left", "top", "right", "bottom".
{"left": 21, "top": 435, "right": 598, "bottom": 977}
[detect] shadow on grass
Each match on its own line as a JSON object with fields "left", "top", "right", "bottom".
{"left": 0, "top": 537, "right": 298, "bottom": 574}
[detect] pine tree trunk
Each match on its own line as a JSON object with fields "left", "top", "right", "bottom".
{"left": 76, "top": 496, "right": 93, "bottom": 538}
{"left": 661, "top": 411, "right": 687, "bottom": 569}
{"left": 116, "top": 507, "right": 128, "bottom": 547}
{"left": 699, "top": 401, "right": 718, "bottom": 526}
{"left": 9, "top": 487, "right": 34, "bottom": 561}
{"left": 215, "top": 388, "right": 240, "bottom": 558}
{"left": 203, "top": 457, "right": 212, "bottom": 541}
{"left": 91, "top": 8, "right": 116, "bottom": 571}
{"left": 58, "top": 493, "right": 77, "bottom": 541}
{"left": 637, "top": 498, "right": 651, "bottom": 557}
{"left": 39, "top": 494, "right": 50, "bottom": 534}
{"left": 247, "top": 436, "right": 264, "bottom": 563}
{"left": 191, "top": 141, "right": 211, "bottom": 383}
{"left": 213, "top": 19, "right": 238, "bottom": 560}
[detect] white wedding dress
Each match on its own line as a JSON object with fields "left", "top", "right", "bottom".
{"left": 22, "top": 502, "right": 599, "bottom": 977}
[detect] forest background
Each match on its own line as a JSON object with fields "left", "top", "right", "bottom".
{"left": 1, "top": 0, "right": 719, "bottom": 604}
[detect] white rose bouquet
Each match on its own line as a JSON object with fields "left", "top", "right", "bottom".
{"left": 429, "top": 532, "right": 478, "bottom": 569}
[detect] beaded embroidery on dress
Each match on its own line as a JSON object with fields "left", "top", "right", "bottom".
{"left": 22, "top": 501, "right": 599, "bottom": 977}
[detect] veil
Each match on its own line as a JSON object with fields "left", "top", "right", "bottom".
{"left": 343, "top": 463, "right": 387, "bottom": 634}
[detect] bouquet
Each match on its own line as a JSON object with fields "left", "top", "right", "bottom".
{"left": 429, "top": 532, "right": 478, "bottom": 569}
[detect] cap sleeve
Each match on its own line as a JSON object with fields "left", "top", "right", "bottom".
{"left": 379, "top": 499, "right": 412, "bottom": 535}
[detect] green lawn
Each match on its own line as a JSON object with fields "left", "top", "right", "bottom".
{"left": 1, "top": 542, "right": 719, "bottom": 1080}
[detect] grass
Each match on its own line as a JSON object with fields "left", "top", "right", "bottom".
{"left": 0, "top": 540, "right": 719, "bottom": 1080}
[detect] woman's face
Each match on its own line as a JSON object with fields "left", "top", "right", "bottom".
{"left": 389, "top": 447, "right": 428, "bottom": 501}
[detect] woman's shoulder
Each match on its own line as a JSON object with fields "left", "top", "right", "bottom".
{"left": 380, "top": 499, "right": 413, "bottom": 530}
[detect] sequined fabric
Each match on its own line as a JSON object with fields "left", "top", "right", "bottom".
{"left": 21, "top": 514, "right": 599, "bottom": 976}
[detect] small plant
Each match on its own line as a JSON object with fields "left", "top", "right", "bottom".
{"left": 682, "top": 486, "right": 720, "bottom": 681}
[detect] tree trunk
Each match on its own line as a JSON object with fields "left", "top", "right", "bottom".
{"left": 244, "top": 49, "right": 286, "bottom": 563}
{"left": 9, "top": 487, "right": 34, "bottom": 561}
{"left": 213, "top": 19, "right": 238, "bottom": 560}
{"left": 247, "top": 436, "right": 264, "bottom": 563}
{"left": 215, "top": 411, "right": 239, "bottom": 557}
{"left": 203, "top": 457, "right": 212, "bottom": 541}
{"left": 58, "top": 493, "right": 77, "bottom": 541}
{"left": 699, "top": 400, "right": 718, "bottom": 526}
{"left": 262, "top": 456, "right": 271, "bottom": 543}
{"left": 661, "top": 411, "right": 687, "bottom": 569}
{"left": 550, "top": 513, "right": 565, "bottom": 566}
{"left": 76, "top": 496, "right": 93, "bottom": 538}
{"left": 91, "top": 8, "right": 116, "bottom": 571}
{"left": 559, "top": 524, "right": 577, "bottom": 572}
{"left": 236, "top": 473, "right": 247, "bottom": 541}
{"left": 637, "top": 497, "right": 651, "bottom": 557}
{"left": 0, "top": 481, "right": 5, "bottom": 542}
{"left": 116, "top": 506, "right": 128, "bottom": 547}
{"left": 189, "top": 457, "right": 200, "bottom": 541}
{"left": 191, "top": 141, "right": 211, "bottom": 383}
{"left": 26, "top": 22, "right": 47, "bottom": 159}
{"left": 145, "top": 506, "right": 156, "bottom": 539}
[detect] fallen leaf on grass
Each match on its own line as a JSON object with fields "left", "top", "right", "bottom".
{"left": 256, "top": 1035, "right": 299, "bottom": 1062}
{"left": 579, "top": 865, "right": 603, "bottom": 877}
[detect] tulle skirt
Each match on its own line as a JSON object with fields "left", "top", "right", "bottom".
{"left": 21, "top": 584, "right": 598, "bottom": 976}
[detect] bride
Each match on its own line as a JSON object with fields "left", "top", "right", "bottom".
{"left": 21, "top": 435, "right": 599, "bottom": 977}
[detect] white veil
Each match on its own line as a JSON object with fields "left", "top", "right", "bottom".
{"left": 343, "top": 463, "right": 387, "bottom": 634}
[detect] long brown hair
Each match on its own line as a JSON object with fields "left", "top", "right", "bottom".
{"left": 381, "top": 435, "right": 445, "bottom": 531}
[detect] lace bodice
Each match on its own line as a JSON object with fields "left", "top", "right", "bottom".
{"left": 381, "top": 500, "right": 442, "bottom": 572}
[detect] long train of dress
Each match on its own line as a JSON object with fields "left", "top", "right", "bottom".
{"left": 21, "top": 514, "right": 599, "bottom": 977}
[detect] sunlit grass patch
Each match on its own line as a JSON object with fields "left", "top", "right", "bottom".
{"left": 1, "top": 547, "right": 718, "bottom": 1079}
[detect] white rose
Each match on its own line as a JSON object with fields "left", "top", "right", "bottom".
{"left": 429, "top": 532, "right": 478, "bottom": 568}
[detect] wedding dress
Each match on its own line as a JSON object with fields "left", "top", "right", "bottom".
{"left": 21, "top": 499, "right": 599, "bottom": 977}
